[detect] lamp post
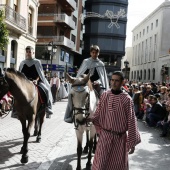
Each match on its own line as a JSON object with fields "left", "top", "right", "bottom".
{"left": 47, "top": 41, "right": 57, "bottom": 77}
{"left": 124, "top": 60, "right": 129, "bottom": 79}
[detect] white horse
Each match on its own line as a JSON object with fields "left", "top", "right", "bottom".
{"left": 66, "top": 73, "right": 98, "bottom": 170}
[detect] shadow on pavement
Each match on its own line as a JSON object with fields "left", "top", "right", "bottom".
{"left": 49, "top": 153, "right": 91, "bottom": 170}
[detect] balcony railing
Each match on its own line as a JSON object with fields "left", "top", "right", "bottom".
{"left": 37, "top": 36, "right": 74, "bottom": 49}
{"left": 54, "top": 14, "right": 75, "bottom": 29}
{"left": 0, "top": 4, "right": 26, "bottom": 31}
{"left": 38, "top": 13, "right": 75, "bottom": 29}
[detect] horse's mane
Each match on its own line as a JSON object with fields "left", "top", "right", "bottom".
{"left": 6, "top": 68, "right": 28, "bottom": 81}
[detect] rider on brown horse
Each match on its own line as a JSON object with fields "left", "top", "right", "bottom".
{"left": 11, "top": 46, "right": 53, "bottom": 118}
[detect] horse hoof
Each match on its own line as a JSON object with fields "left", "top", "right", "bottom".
{"left": 21, "top": 155, "right": 28, "bottom": 164}
{"left": 86, "top": 162, "right": 92, "bottom": 169}
{"left": 83, "top": 147, "right": 88, "bottom": 154}
{"left": 36, "top": 137, "right": 41, "bottom": 143}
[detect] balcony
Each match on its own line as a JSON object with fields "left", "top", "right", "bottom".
{"left": 38, "top": 14, "right": 75, "bottom": 30}
{"left": 0, "top": 5, "right": 26, "bottom": 33}
{"left": 37, "top": 36, "right": 74, "bottom": 49}
{"left": 57, "top": 0, "right": 76, "bottom": 12}
{"left": 66, "top": 0, "right": 76, "bottom": 10}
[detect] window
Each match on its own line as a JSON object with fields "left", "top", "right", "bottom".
{"left": 137, "top": 71, "right": 139, "bottom": 80}
{"left": 71, "top": 34, "right": 76, "bottom": 44}
{"left": 28, "top": 7, "right": 33, "bottom": 35}
{"left": 13, "top": 0, "right": 18, "bottom": 12}
{"left": 143, "top": 29, "right": 145, "bottom": 35}
{"left": 137, "top": 34, "right": 138, "bottom": 40}
{"left": 145, "top": 39, "right": 148, "bottom": 62}
{"left": 73, "top": 15, "right": 77, "bottom": 26}
{"left": 154, "top": 34, "right": 157, "bottom": 60}
{"left": 60, "top": 50, "right": 65, "bottom": 61}
{"left": 147, "top": 26, "right": 149, "bottom": 33}
{"left": 152, "top": 68, "right": 155, "bottom": 80}
{"left": 148, "top": 69, "right": 150, "bottom": 80}
{"left": 11, "top": 40, "right": 16, "bottom": 58}
{"left": 149, "top": 37, "right": 152, "bottom": 61}
{"left": 140, "top": 32, "right": 141, "bottom": 38}
{"left": 131, "top": 71, "right": 133, "bottom": 80}
{"left": 140, "top": 70, "right": 142, "bottom": 80}
{"left": 134, "top": 36, "right": 135, "bottom": 41}
{"left": 156, "top": 19, "right": 158, "bottom": 27}
{"left": 142, "top": 41, "right": 144, "bottom": 64}
{"left": 144, "top": 70, "right": 146, "bottom": 80}
{"left": 134, "top": 71, "right": 136, "bottom": 79}
{"left": 151, "top": 23, "right": 153, "bottom": 30}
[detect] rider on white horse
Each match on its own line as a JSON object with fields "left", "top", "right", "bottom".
{"left": 64, "top": 45, "right": 109, "bottom": 123}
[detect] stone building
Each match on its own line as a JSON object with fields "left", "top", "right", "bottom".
{"left": 130, "top": 0, "right": 170, "bottom": 83}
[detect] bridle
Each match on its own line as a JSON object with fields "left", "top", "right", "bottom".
{"left": 71, "top": 84, "right": 90, "bottom": 130}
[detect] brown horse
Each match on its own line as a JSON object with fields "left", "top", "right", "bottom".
{"left": 66, "top": 73, "right": 98, "bottom": 170}
{"left": 0, "top": 68, "right": 46, "bottom": 164}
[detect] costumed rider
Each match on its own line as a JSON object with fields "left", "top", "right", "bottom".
{"left": 64, "top": 45, "right": 109, "bottom": 123}
{"left": 12, "top": 46, "right": 53, "bottom": 118}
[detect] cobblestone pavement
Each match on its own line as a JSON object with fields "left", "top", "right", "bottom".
{"left": 1, "top": 99, "right": 170, "bottom": 170}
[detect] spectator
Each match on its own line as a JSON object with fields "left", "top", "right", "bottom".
{"left": 160, "top": 86, "right": 168, "bottom": 106}
{"left": 143, "top": 85, "right": 154, "bottom": 98}
{"left": 151, "top": 82, "right": 157, "bottom": 94}
{"left": 157, "top": 101, "right": 170, "bottom": 137}
{"left": 146, "top": 95, "right": 165, "bottom": 127}
{"left": 132, "top": 86, "right": 141, "bottom": 116}
{"left": 50, "top": 73, "right": 60, "bottom": 103}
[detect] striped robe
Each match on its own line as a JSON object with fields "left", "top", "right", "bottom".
{"left": 91, "top": 90, "right": 141, "bottom": 170}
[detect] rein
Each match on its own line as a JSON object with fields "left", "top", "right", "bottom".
{"left": 71, "top": 85, "right": 90, "bottom": 130}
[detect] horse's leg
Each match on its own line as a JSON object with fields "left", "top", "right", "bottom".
{"left": 36, "top": 110, "right": 45, "bottom": 143}
{"left": 76, "top": 126, "right": 84, "bottom": 170}
{"left": 20, "top": 119, "right": 34, "bottom": 164}
{"left": 86, "top": 125, "right": 96, "bottom": 169}
{"left": 33, "top": 115, "right": 38, "bottom": 136}
{"left": 83, "top": 129, "right": 89, "bottom": 153}
{"left": 93, "top": 134, "right": 97, "bottom": 154}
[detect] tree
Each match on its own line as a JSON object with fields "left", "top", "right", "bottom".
{"left": 0, "top": 9, "right": 9, "bottom": 50}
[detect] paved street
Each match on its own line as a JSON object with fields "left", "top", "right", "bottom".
{"left": 1, "top": 99, "right": 170, "bottom": 170}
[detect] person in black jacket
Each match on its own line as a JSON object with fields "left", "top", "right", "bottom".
{"left": 157, "top": 101, "right": 170, "bottom": 137}
{"left": 146, "top": 95, "right": 165, "bottom": 127}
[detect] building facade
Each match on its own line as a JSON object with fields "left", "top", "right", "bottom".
{"left": 130, "top": 1, "right": 170, "bottom": 83}
{"left": 36, "top": 0, "right": 84, "bottom": 78}
{"left": 0, "top": 0, "right": 39, "bottom": 69}
{"left": 81, "top": 0, "right": 128, "bottom": 75}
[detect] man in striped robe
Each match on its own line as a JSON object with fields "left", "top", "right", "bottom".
{"left": 91, "top": 71, "right": 141, "bottom": 170}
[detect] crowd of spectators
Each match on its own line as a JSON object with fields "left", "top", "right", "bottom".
{"left": 123, "top": 80, "right": 170, "bottom": 137}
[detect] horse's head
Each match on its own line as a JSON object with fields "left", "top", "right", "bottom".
{"left": 66, "top": 73, "right": 90, "bottom": 124}
{"left": 0, "top": 71, "right": 9, "bottom": 100}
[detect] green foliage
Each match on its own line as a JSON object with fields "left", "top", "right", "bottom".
{"left": 0, "top": 9, "right": 9, "bottom": 50}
